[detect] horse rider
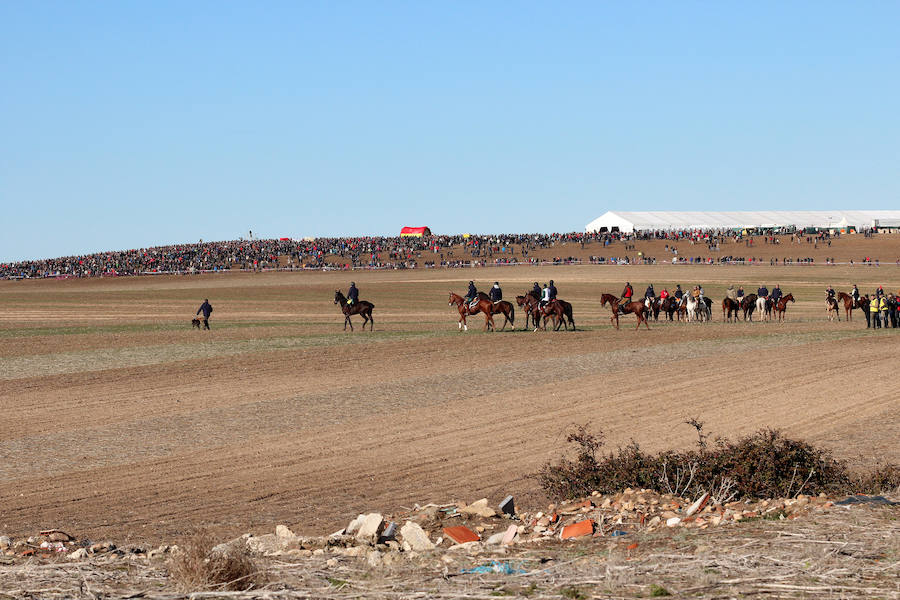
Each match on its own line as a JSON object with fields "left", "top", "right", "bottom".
{"left": 540, "top": 283, "right": 552, "bottom": 309}
{"left": 644, "top": 284, "right": 655, "bottom": 308}
{"left": 757, "top": 284, "right": 769, "bottom": 300}
{"left": 698, "top": 285, "right": 705, "bottom": 301}
{"left": 826, "top": 285, "right": 835, "bottom": 302}
{"left": 736, "top": 286, "right": 745, "bottom": 300}
{"left": 489, "top": 281, "right": 503, "bottom": 304}
{"left": 347, "top": 282, "right": 359, "bottom": 307}
{"left": 851, "top": 284, "right": 860, "bottom": 303}
{"left": 659, "top": 287, "right": 669, "bottom": 301}
{"left": 465, "top": 280, "right": 479, "bottom": 308}
{"left": 548, "top": 280, "right": 558, "bottom": 301}
{"left": 770, "top": 284, "right": 783, "bottom": 306}
{"left": 691, "top": 286, "right": 701, "bottom": 300}
{"left": 726, "top": 284, "right": 737, "bottom": 302}
{"left": 531, "top": 281, "right": 541, "bottom": 299}
{"left": 619, "top": 282, "right": 633, "bottom": 314}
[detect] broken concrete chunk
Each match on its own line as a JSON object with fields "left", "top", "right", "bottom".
{"left": 356, "top": 513, "right": 385, "bottom": 543}
{"left": 400, "top": 521, "right": 434, "bottom": 551}
{"left": 460, "top": 498, "right": 496, "bottom": 518}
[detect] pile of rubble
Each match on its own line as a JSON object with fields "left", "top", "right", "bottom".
{"left": 208, "top": 488, "right": 839, "bottom": 561}
{"left": 0, "top": 489, "right": 842, "bottom": 563}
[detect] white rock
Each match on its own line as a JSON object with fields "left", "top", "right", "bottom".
{"left": 666, "top": 517, "right": 682, "bottom": 527}
{"left": 275, "top": 524, "right": 295, "bottom": 538}
{"left": 0, "top": 536, "right": 9, "bottom": 549}
{"left": 356, "top": 513, "right": 385, "bottom": 543}
{"left": 685, "top": 492, "right": 710, "bottom": 517}
{"left": 460, "top": 498, "right": 496, "bottom": 518}
{"left": 485, "top": 532, "right": 505, "bottom": 545}
{"left": 399, "top": 521, "right": 434, "bottom": 551}
{"left": 68, "top": 548, "right": 89, "bottom": 560}
{"left": 345, "top": 514, "right": 366, "bottom": 536}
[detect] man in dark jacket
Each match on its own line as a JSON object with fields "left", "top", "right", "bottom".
{"left": 465, "top": 281, "right": 478, "bottom": 306}
{"left": 347, "top": 282, "right": 359, "bottom": 306}
{"left": 548, "top": 280, "right": 558, "bottom": 301}
{"left": 197, "top": 299, "right": 213, "bottom": 330}
{"left": 770, "top": 284, "right": 783, "bottom": 304}
{"left": 531, "top": 282, "right": 541, "bottom": 299}
{"left": 489, "top": 282, "right": 503, "bottom": 303}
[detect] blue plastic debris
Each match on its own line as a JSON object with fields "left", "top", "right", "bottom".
{"left": 461, "top": 561, "right": 527, "bottom": 575}
{"left": 610, "top": 530, "right": 628, "bottom": 537}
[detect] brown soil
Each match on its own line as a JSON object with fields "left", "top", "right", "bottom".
{"left": 1, "top": 242, "right": 899, "bottom": 546}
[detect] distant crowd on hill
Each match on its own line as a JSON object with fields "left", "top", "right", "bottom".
{"left": 0, "top": 227, "right": 887, "bottom": 279}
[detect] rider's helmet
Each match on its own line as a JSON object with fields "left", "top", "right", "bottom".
{"left": 549, "top": 280, "right": 554, "bottom": 285}
{"left": 469, "top": 280, "right": 474, "bottom": 285}
{"left": 350, "top": 281, "right": 355, "bottom": 286}
{"left": 494, "top": 281, "right": 499, "bottom": 286}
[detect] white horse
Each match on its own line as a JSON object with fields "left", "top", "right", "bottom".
{"left": 685, "top": 295, "right": 710, "bottom": 322}
{"left": 756, "top": 296, "right": 768, "bottom": 321}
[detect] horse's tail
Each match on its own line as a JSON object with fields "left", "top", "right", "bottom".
{"left": 509, "top": 304, "right": 515, "bottom": 324}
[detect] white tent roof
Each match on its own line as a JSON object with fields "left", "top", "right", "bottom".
{"left": 585, "top": 211, "right": 900, "bottom": 233}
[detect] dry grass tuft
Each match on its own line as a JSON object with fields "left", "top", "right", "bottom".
{"left": 167, "top": 529, "right": 264, "bottom": 592}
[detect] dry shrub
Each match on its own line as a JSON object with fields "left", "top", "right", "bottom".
{"left": 538, "top": 423, "right": 897, "bottom": 501}
{"left": 168, "top": 529, "right": 264, "bottom": 592}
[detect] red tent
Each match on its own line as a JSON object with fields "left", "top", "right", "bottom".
{"left": 400, "top": 226, "right": 431, "bottom": 237}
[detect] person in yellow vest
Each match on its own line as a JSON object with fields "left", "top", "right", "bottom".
{"left": 880, "top": 294, "right": 889, "bottom": 326}
{"left": 871, "top": 295, "right": 881, "bottom": 328}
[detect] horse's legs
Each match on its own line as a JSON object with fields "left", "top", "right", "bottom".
{"left": 346, "top": 315, "right": 353, "bottom": 331}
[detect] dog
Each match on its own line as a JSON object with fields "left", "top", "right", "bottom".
{"left": 191, "top": 317, "right": 202, "bottom": 329}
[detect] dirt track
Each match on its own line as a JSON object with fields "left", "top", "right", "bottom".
{"left": 1, "top": 259, "right": 898, "bottom": 545}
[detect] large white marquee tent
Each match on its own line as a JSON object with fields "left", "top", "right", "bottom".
{"left": 585, "top": 211, "right": 900, "bottom": 233}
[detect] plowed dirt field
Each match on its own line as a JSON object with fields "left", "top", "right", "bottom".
{"left": 1, "top": 262, "right": 898, "bottom": 545}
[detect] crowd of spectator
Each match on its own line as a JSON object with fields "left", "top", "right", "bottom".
{"left": 0, "top": 228, "right": 893, "bottom": 279}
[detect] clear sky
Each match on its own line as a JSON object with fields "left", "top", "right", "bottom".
{"left": 2, "top": 1, "right": 898, "bottom": 262}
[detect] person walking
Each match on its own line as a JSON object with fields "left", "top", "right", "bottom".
{"left": 197, "top": 298, "right": 213, "bottom": 330}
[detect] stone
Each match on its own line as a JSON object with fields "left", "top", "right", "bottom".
{"left": 685, "top": 492, "right": 710, "bottom": 517}
{"left": 460, "top": 498, "right": 496, "bottom": 518}
{"left": 67, "top": 548, "right": 89, "bottom": 560}
{"left": 666, "top": 517, "right": 682, "bottom": 527}
{"left": 246, "top": 534, "right": 282, "bottom": 555}
{"left": 356, "top": 513, "right": 385, "bottom": 543}
{"left": 0, "top": 536, "right": 9, "bottom": 549}
{"left": 366, "top": 550, "right": 382, "bottom": 567}
{"left": 400, "top": 522, "right": 434, "bottom": 551}
{"left": 275, "top": 525, "right": 295, "bottom": 538}
{"left": 485, "top": 532, "right": 505, "bottom": 545}
{"left": 48, "top": 532, "right": 73, "bottom": 543}
{"left": 501, "top": 524, "right": 518, "bottom": 545}
{"left": 345, "top": 515, "right": 365, "bottom": 536}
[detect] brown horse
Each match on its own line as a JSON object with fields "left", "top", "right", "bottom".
{"left": 740, "top": 294, "right": 758, "bottom": 322}
{"left": 516, "top": 293, "right": 542, "bottom": 330}
{"left": 601, "top": 293, "right": 650, "bottom": 330}
{"left": 538, "top": 299, "right": 577, "bottom": 331}
{"left": 722, "top": 297, "right": 741, "bottom": 322}
{"left": 334, "top": 290, "right": 374, "bottom": 331}
{"left": 826, "top": 295, "right": 840, "bottom": 321}
{"left": 448, "top": 292, "right": 495, "bottom": 331}
{"left": 474, "top": 292, "right": 515, "bottom": 330}
{"left": 774, "top": 293, "right": 795, "bottom": 322}
{"left": 836, "top": 292, "right": 865, "bottom": 321}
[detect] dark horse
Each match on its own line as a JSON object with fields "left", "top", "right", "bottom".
{"left": 660, "top": 296, "right": 678, "bottom": 321}
{"left": 740, "top": 293, "right": 758, "bottom": 322}
{"left": 448, "top": 292, "right": 495, "bottom": 331}
{"left": 516, "top": 293, "right": 575, "bottom": 331}
{"left": 774, "top": 293, "right": 795, "bottom": 322}
{"left": 601, "top": 293, "right": 650, "bottom": 330}
{"left": 539, "top": 299, "right": 576, "bottom": 331}
{"left": 334, "top": 290, "right": 374, "bottom": 331}
{"left": 722, "top": 297, "right": 741, "bottom": 322}
{"left": 837, "top": 292, "right": 865, "bottom": 321}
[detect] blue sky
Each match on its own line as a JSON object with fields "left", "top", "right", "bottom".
{"left": 2, "top": 1, "right": 898, "bottom": 261}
